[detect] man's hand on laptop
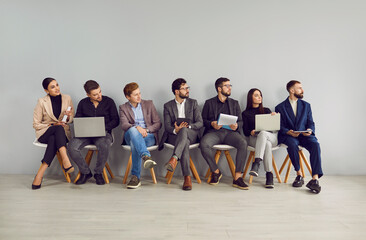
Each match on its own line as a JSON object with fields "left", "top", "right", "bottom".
{"left": 136, "top": 126, "right": 148, "bottom": 137}
{"left": 287, "top": 130, "right": 300, "bottom": 137}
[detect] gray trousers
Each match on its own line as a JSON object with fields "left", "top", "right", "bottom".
{"left": 200, "top": 129, "right": 248, "bottom": 173}
{"left": 249, "top": 131, "right": 278, "bottom": 172}
{"left": 167, "top": 128, "right": 198, "bottom": 176}
{"left": 67, "top": 133, "right": 112, "bottom": 174}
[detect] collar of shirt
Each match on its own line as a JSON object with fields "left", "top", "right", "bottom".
{"left": 175, "top": 98, "right": 186, "bottom": 118}
{"left": 288, "top": 97, "right": 298, "bottom": 117}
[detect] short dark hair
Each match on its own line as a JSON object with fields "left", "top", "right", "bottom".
{"left": 42, "top": 77, "right": 55, "bottom": 90}
{"left": 286, "top": 80, "right": 301, "bottom": 92}
{"left": 123, "top": 82, "right": 139, "bottom": 96}
{"left": 171, "top": 78, "right": 187, "bottom": 94}
{"left": 84, "top": 80, "right": 99, "bottom": 94}
{"left": 215, "top": 77, "right": 230, "bottom": 92}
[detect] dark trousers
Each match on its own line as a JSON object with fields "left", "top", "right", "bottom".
{"left": 200, "top": 129, "right": 248, "bottom": 174}
{"left": 283, "top": 135, "right": 323, "bottom": 178}
{"left": 38, "top": 125, "right": 68, "bottom": 166}
{"left": 67, "top": 133, "right": 112, "bottom": 174}
{"left": 167, "top": 128, "right": 198, "bottom": 176}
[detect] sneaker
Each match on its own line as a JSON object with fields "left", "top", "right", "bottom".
{"left": 94, "top": 173, "right": 105, "bottom": 185}
{"left": 142, "top": 155, "right": 157, "bottom": 169}
{"left": 209, "top": 170, "right": 222, "bottom": 185}
{"left": 265, "top": 172, "right": 274, "bottom": 188}
{"left": 232, "top": 177, "right": 249, "bottom": 190}
{"left": 306, "top": 179, "right": 321, "bottom": 194}
{"left": 127, "top": 175, "right": 141, "bottom": 189}
{"left": 249, "top": 161, "right": 260, "bottom": 177}
{"left": 292, "top": 175, "right": 304, "bottom": 187}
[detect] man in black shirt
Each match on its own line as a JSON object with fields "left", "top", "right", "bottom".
{"left": 200, "top": 77, "right": 249, "bottom": 190}
{"left": 68, "top": 80, "right": 119, "bottom": 185}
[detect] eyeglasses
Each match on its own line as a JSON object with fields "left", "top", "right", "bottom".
{"left": 179, "top": 87, "right": 190, "bottom": 91}
{"left": 221, "top": 84, "right": 232, "bottom": 88}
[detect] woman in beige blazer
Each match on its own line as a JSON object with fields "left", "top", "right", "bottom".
{"left": 32, "top": 78, "right": 75, "bottom": 190}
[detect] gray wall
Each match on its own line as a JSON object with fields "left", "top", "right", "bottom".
{"left": 1, "top": 0, "right": 365, "bottom": 177}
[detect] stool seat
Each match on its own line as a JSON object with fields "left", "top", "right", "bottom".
{"left": 122, "top": 145, "right": 158, "bottom": 152}
{"left": 163, "top": 143, "right": 201, "bottom": 184}
{"left": 212, "top": 144, "right": 235, "bottom": 151}
{"left": 33, "top": 139, "right": 71, "bottom": 183}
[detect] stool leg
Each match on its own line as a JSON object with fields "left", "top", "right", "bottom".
{"left": 242, "top": 151, "right": 254, "bottom": 180}
{"left": 102, "top": 167, "right": 109, "bottom": 184}
{"left": 284, "top": 159, "right": 292, "bottom": 183}
{"left": 105, "top": 163, "right": 114, "bottom": 179}
{"left": 299, "top": 151, "right": 306, "bottom": 178}
{"left": 166, "top": 169, "right": 175, "bottom": 184}
{"left": 299, "top": 150, "right": 312, "bottom": 176}
{"left": 56, "top": 152, "right": 71, "bottom": 183}
{"left": 279, "top": 154, "right": 290, "bottom": 175}
{"left": 224, "top": 150, "right": 236, "bottom": 178}
{"left": 189, "top": 157, "right": 201, "bottom": 184}
{"left": 150, "top": 168, "right": 157, "bottom": 184}
{"left": 272, "top": 155, "right": 282, "bottom": 183}
{"left": 123, "top": 154, "right": 132, "bottom": 184}
{"left": 207, "top": 150, "right": 221, "bottom": 183}
{"left": 249, "top": 155, "right": 255, "bottom": 184}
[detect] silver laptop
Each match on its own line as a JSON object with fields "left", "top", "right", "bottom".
{"left": 255, "top": 113, "right": 280, "bottom": 132}
{"left": 73, "top": 117, "right": 106, "bottom": 138}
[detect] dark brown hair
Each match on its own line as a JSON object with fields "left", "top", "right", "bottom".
{"left": 123, "top": 82, "right": 139, "bottom": 96}
{"left": 286, "top": 80, "right": 301, "bottom": 92}
{"left": 245, "top": 88, "right": 264, "bottom": 114}
{"left": 84, "top": 80, "right": 99, "bottom": 94}
{"left": 42, "top": 77, "right": 55, "bottom": 90}
{"left": 215, "top": 77, "right": 230, "bottom": 92}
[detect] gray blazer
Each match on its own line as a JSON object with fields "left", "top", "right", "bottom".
{"left": 119, "top": 99, "right": 162, "bottom": 144}
{"left": 159, "top": 98, "right": 203, "bottom": 150}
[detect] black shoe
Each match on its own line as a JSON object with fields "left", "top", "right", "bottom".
{"left": 62, "top": 164, "right": 74, "bottom": 174}
{"left": 32, "top": 175, "right": 43, "bottom": 190}
{"left": 94, "top": 173, "right": 105, "bottom": 185}
{"left": 265, "top": 172, "right": 274, "bottom": 188}
{"left": 127, "top": 175, "right": 141, "bottom": 189}
{"left": 306, "top": 179, "right": 321, "bottom": 194}
{"left": 249, "top": 162, "right": 260, "bottom": 177}
{"left": 292, "top": 175, "right": 304, "bottom": 187}
{"left": 232, "top": 177, "right": 249, "bottom": 190}
{"left": 209, "top": 170, "right": 222, "bottom": 185}
{"left": 75, "top": 172, "right": 93, "bottom": 185}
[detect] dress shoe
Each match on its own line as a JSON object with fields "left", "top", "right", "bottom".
{"left": 292, "top": 175, "right": 304, "bottom": 187}
{"left": 165, "top": 157, "right": 178, "bottom": 172}
{"left": 75, "top": 172, "right": 93, "bottom": 185}
{"left": 32, "top": 175, "right": 43, "bottom": 190}
{"left": 182, "top": 176, "right": 192, "bottom": 191}
{"left": 94, "top": 173, "right": 105, "bottom": 185}
{"left": 306, "top": 179, "right": 321, "bottom": 194}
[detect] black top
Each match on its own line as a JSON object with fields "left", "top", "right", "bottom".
{"left": 75, "top": 96, "right": 120, "bottom": 133}
{"left": 216, "top": 96, "right": 230, "bottom": 116}
{"left": 242, "top": 107, "right": 271, "bottom": 136}
{"left": 50, "top": 94, "right": 62, "bottom": 119}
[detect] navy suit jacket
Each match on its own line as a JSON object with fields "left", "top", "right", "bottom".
{"left": 275, "top": 98, "right": 315, "bottom": 144}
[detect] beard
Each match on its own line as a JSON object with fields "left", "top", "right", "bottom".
{"left": 222, "top": 91, "right": 231, "bottom": 97}
{"left": 179, "top": 92, "right": 189, "bottom": 99}
{"left": 294, "top": 93, "right": 303, "bottom": 99}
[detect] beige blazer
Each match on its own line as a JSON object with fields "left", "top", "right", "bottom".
{"left": 33, "top": 94, "right": 75, "bottom": 140}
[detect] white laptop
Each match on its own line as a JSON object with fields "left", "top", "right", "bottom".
{"left": 255, "top": 113, "right": 280, "bottom": 132}
{"left": 73, "top": 117, "right": 106, "bottom": 138}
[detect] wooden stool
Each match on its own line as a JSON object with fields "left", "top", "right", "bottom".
{"left": 163, "top": 143, "right": 201, "bottom": 184}
{"left": 279, "top": 144, "right": 312, "bottom": 183}
{"left": 242, "top": 145, "right": 282, "bottom": 184}
{"left": 33, "top": 139, "right": 71, "bottom": 183}
{"left": 205, "top": 144, "right": 236, "bottom": 183}
{"left": 73, "top": 144, "right": 115, "bottom": 184}
{"left": 122, "top": 145, "right": 158, "bottom": 184}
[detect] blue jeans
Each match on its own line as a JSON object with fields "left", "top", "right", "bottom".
{"left": 124, "top": 127, "right": 156, "bottom": 179}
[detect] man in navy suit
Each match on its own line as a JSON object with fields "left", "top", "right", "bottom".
{"left": 275, "top": 80, "right": 323, "bottom": 193}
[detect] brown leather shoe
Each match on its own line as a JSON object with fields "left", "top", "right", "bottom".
{"left": 165, "top": 157, "right": 178, "bottom": 172}
{"left": 182, "top": 176, "right": 192, "bottom": 191}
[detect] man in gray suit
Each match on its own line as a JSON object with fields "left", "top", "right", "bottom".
{"left": 159, "top": 78, "right": 203, "bottom": 190}
{"left": 119, "top": 82, "right": 161, "bottom": 189}
{"left": 200, "top": 77, "right": 249, "bottom": 190}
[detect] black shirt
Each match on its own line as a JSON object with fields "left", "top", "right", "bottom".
{"left": 50, "top": 94, "right": 62, "bottom": 119}
{"left": 216, "top": 96, "right": 230, "bottom": 116}
{"left": 75, "top": 96, "right": 120, "bottom": 133}
{"left": 242, "top": 107, "right": 271, "bottom": 136}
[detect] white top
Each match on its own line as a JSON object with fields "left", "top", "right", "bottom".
{"left": 289, "top": 97, "right": 298, "bottom": 117}
{"left": 173, "top": 99, "right": 186, "bottom": 135}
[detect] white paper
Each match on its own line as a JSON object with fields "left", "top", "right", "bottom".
{"left": 217, "top": 113, "right": 238, "bottom": 125}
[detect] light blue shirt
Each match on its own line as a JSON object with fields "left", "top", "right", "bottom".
{"left": 129, "top": 102, "right": 147, "bottom": 128}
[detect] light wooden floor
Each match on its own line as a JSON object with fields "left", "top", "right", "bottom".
{"left": 0, "top": 174, "right": 365, "bottom": 240}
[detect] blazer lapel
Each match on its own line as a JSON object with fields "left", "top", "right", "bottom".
{"left": 171, "top": 101, "right": 178, "bottom": 119}
{"left": 43, "top": 95, "right": 59, "bottom": 122}
{"left": 126, "top": 102, "right": 135, "bottom": 123}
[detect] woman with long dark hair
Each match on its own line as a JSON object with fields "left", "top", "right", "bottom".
{"left": 32, "top": 77, "right": 74, "bottom": 189}
{"left": 242, "top": 88, "right": 278, "bottom": 188}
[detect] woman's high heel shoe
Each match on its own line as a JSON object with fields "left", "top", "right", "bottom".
{"left": 32, "top": 176, "right": 43, "bottom": 190}
{"left": 63, "top": 164, "right": 74, "bottom": 174}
